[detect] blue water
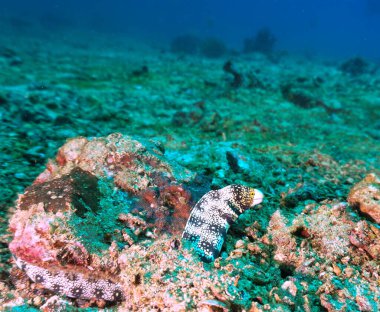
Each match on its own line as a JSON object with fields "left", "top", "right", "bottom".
{"left": 1, "top": 0, "right": 379, "bottom": 60}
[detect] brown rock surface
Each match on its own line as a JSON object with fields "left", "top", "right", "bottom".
{"left": 19, "top": 167, "right": 100, "bottom": 216}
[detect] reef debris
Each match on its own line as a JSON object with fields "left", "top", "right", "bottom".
{"left": 348, "top": 173, "right": 380, "bottom": 224}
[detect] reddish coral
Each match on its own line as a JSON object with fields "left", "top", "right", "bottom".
{"left": 161, "top": 185, "right": 192, "bottom": 233}
{"left": 138, "top": 184, "right": 192, "bottom": 235}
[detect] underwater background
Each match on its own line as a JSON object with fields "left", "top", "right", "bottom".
{"left": 0, "top": 0, "right": 379, "bottom": 311}
{"left": 1, "top": 0, "right": 380, "bottom": 58}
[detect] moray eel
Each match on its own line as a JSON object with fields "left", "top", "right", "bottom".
{"left": 13, "top": 184, "right": 263, "bottom": 303}
{"left": 182, "top": 185, "right": 264, "bottom": 262}
{"left": 14, "top": 256, "right": 124, "bottom": 302}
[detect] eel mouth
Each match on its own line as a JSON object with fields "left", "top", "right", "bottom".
{"left": 252, "top": 189, "right": 264, "bottom": 206}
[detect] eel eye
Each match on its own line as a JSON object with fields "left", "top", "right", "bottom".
{"left": 250, "top": 189, "right": 255, "bottom": 199}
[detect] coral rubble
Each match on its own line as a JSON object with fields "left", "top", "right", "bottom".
{"left": 348, "top": 173, "right": 380, "bottom": 224}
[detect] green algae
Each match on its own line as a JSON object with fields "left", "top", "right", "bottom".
{"left": 67, "top": 178, "right": 132, "bottom": 254}
{"left": 5, "top": 306, "right": 39, "bottom": 312}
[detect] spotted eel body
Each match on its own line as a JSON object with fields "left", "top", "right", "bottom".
{"left": 182, "top": 185, "right": 264, "bottom": 262}
{"left": 13, "top": 184, "right": 263, "bottom": 303}
{"left": 14, "top": 257, "right": 124, "bottom": 302}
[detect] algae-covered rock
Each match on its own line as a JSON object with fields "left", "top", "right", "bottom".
{"left": 8, "top": 133, "right": 201, "bottom": 307}
{"left": 9, "top": 168, "right": 100, "bottom": 263}
{"left": 36, "top": 132, "right": 194, "bottom": 193}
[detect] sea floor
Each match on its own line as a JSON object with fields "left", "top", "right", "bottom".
{"left": 0, "top": 25, "right": 379, "bottom": 311}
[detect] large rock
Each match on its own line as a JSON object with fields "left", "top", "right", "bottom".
{"left": 9, "top": 168, "right": 100, "bottom": 263}
{"left": 7, "top": 133, "right": 252, "bottom": 311}
{"left": 9, "top": 133, "right": 195, "bottom": 266}
{"left": 35, "top": 132, "right": 193, "bottom": 193}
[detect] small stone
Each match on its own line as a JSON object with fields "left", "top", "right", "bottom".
{"left": 324, "top": 98, "right": 343, "bottom": 111}
{"left": 247, "top": 243, "right": 261, "bottom": 254}
{"left": 9, "top": 56, "right": 23, "bottom": 66}
{"left": 281, "top": 280, "right": 298, "bottom": 296}
{"left": 344, "top": 267, "right": 354, "bottom": 278}
{"left": 273, "top": 293, "right": 281, "bottom": 303}
{"left": 214, "top": 258, "right": 221, "bottom": 269}
{"left": 198, "top": 299, "right": 229, "bottom": 312}
{"left": 229, "top": 248, "right": 245, "bottom": 258}
{"left": 261, "top": 236, "right": 270, "bottom": 245}
{"left": 263, "top": 304, "right": 271, "bottom": 310}
{"left": 332, "top": 264, "right": 341, "bottom": 276}
{"left": 0, "top": 282, "right": 6, "bottom": 291}
{"left": 14, "top": 173, "right": 27, "bottom": 180}
{"left": 0, "top": 47, "right": 17, "bottom": 58}
{"left": 248, "top": 302, "right": 262, "bottom": 312}
{"left": 235, "top": 240, "right": 245, "bottom": 249}
{"left": 226, "top": 151, "right": 240, "bottom": 173}
{"left": 33, "top": 296, "right": 43, "bottom": 306}
{"left": 281, "top": 84, "right": 322, "bottom": 109}
{"left": 122, "top": 230, "right": 135, "bottom": 245}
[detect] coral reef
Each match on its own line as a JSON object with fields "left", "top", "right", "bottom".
{"left": 223, "top": 60, "right": 243, "bottom": 88}
{"left": 243, "top": 28, "right": 276, "bottom": 55}
{"left": 340, "top": 57, "right": 369, "bottom": 76}
{"left": 200, "top": 38, "right": 227, "bottom": 58}
{"left": 170, "top": 34, "right": 201, "bottom": 55}
{"left": 281, "top": 83, "right": 324, "bottom": 109}
{"left": 36, "top": 133, "right": 192, "bottom": 194}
